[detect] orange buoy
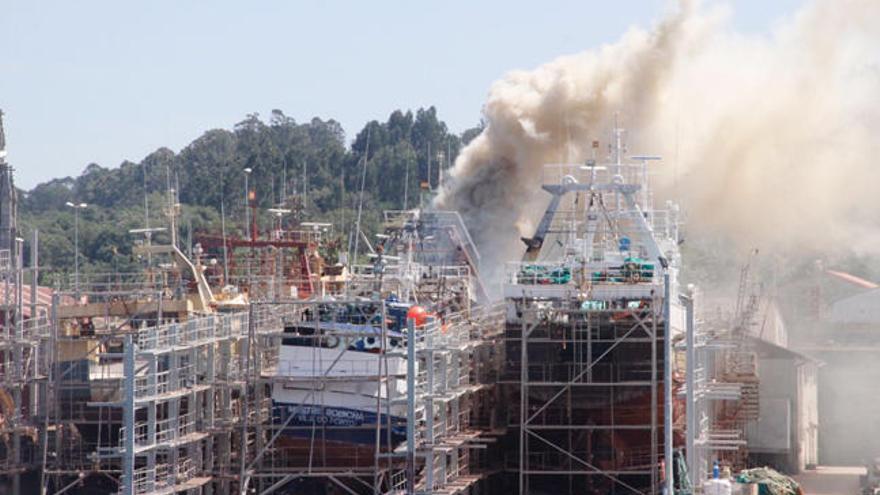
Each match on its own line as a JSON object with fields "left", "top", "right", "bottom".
{"left": 406, "top": 305, "right": 429, "bottom": 326}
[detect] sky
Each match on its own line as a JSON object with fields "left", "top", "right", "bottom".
{"left": 1, "top": 0, "right": 805, "bottom": 190}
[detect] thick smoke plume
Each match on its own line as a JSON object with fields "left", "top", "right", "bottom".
{"left": 436, "top": 0, "right": 880, "bottom": 279}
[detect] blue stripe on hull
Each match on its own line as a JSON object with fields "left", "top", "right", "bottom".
{"left": 273, "top": 402, "right": 406, "bottom": 447}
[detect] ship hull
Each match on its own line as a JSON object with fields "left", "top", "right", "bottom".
{"left": 269, "top": 341, "right": 409, "bottom": 466}
{"left": 273, "top": 402, "right": 406, "bottom": 446}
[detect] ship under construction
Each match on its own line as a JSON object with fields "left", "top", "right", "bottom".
{"left": 0, "top": 112, "right": 791, "bottom": 494}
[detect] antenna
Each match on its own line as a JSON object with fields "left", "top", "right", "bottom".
{"left": 267, "top": 208, "right": 291, "bottom": 231}
{"left": 164, "top": 164, "right": 180, "bottom": 248}
{"left": 268, "top": 207, "right": 291, "bottom": 240}
{"left": 631, "top": 156, "right": 661, "bottom": 211}
{"left": 613, "top": 112, "right": 623, "bottom": 175}
{"left": 611, "top": 113, "right": 626, "bottom": 211}
{"left": 175, "top": 169, "right": 183, "bottom": 250}
{"left": 129, "top": 227, "right": 167, "bottom": 234}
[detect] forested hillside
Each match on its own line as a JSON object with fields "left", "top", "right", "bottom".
{"left": 21, "top": 107, "right": 482, "bottom": 278}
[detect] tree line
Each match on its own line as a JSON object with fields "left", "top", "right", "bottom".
{"left": 20, "top": 107, "right": 483, "bottom": 279}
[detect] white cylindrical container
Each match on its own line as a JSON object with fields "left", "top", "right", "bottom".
{"left": 731, "top": 483, "right": 759, "bottom": 495}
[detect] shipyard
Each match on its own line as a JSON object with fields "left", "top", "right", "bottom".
{"left": 2, "top": 1, "right": 880, "bottom": 494}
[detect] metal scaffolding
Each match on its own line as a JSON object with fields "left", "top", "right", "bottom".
{"left": 43, "top": 285, "right": 307, "bottom": 495}
{"left": 234, "top": 287, "right": 503, "bottom": 494}
{"left": 682, "top": 291, "right": 758, "bottom": 489}
{"left": 504, "top": 287, "right": 670, "bottom": 495}
{"left": 0, "top": 237, "right": 52, "bottom": 495}
{"left": 94, "top": 311, "right": 252, "bottom": 495}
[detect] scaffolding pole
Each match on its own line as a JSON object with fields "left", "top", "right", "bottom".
{"left": 664, "top": 273, "right": 674, "bottom": 493}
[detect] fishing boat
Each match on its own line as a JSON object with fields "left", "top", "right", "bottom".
{"left": 264, "top": 207, "right": 489, "bottom": 467}
{"left": 502, "top": 128, "right": 687, "bottom": 494}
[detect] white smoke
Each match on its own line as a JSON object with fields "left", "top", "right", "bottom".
{"left": 437, "top": 0, "right": 880, "bottom": 281}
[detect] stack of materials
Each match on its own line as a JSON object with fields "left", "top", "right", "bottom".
{"left": 735, "top": 467, "right": 803, "bottom": 495}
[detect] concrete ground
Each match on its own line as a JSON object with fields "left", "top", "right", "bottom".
{"left": 794, "top": 466, "right": 865, "bottom": 495}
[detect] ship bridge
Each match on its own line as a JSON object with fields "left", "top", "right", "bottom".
{"left": 505, "top": 160, "right": 681, "bottom": 302}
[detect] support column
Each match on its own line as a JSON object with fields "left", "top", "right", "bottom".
{"left": 663, "top": 273, "right": 674, "bottom": 493}
{"left": 12, "top": 238, "right": 23, "bottom": 495}
{"left": 683, "top": 294, "right": 696, "bottom": 487}
{"left": 519, "top": 306, "right": 531, "bottom": 495}
{"left": 406, "top": 317, "right": 416, "bottom": 493}
{"left": 122, "top": 334, "right": 137, "bottom": 495}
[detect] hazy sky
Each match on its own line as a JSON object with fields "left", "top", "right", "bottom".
{"left": 1, "top": 0, "right": 804, "bottom": 190}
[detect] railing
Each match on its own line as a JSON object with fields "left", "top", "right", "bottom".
{"left": 383, "top": 209, "right": 418, "bottom": 226}
{"left": 540, "top": 162, "right": 649, "bottom": 192}
{"left": 133, "top": 308, "right": 278, "bottom": 353}
{"left": 134, "top": 370, "right": 169, "bottom": 399}
{"left": 648, "top": 208, "right": 679, "bottom": 241}
{"left": 265, "top": 228, "right": 324, "bottom": 245}
{"left": 389, "top": 469, "right": 408, "bottom": 491}
{"left": 0, "top": 315, "right": 51, "bottom": 338}
{"left": 219, "top": 312, "right": 248, "bottom": 338}
{"left": 175, "top": 457, "right": 196, "bottom": 483}
{"left": 418, "top": 210, "right": 483, "bottom": 267}
{"left": 55, "top": 271, "right": 168, "bottom": 293}
{"left": 24, "top": 315, "right": 52, "bottom": 337}
{"left": 0, "top": 250, "right": 10, "bottom": 272}
{"left": 429, "top": 414, "right": 444, "bottom": 442}
{"left": 506, "top": 260, "right": 658, "bottom": 287}
{"left": 541, "top": 163, "right": 595, "bottom": 185}
{"left": 273, "top": 357, "right": 398, "bottom": 378}
{"left": 129, "top": 464, "right": 157, "bottom": 494}
{"left": 136, "top": 316, "right": 218, "bottom": 351}
{"left": 127, "top": 458, "right": 197, "bottom": 494}
{"left": 348, "top": 263, "right": 414, "bottom": 279}
{"left": 161, "top": 419, "right": 179, "bottom": 446}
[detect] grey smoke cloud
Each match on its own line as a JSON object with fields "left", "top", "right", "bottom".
{"left": 436, "top": 0, "right": 880, "bottom": 281}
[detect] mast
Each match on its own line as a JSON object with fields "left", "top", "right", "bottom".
{"left": 165, "top": 165, "right": 178, "bottom": 247}
{"left": 351, "top": 127, "right": 371, "bottom": 262}
{"left": 612, "top": 113, "right": 624, "bottom": 212}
